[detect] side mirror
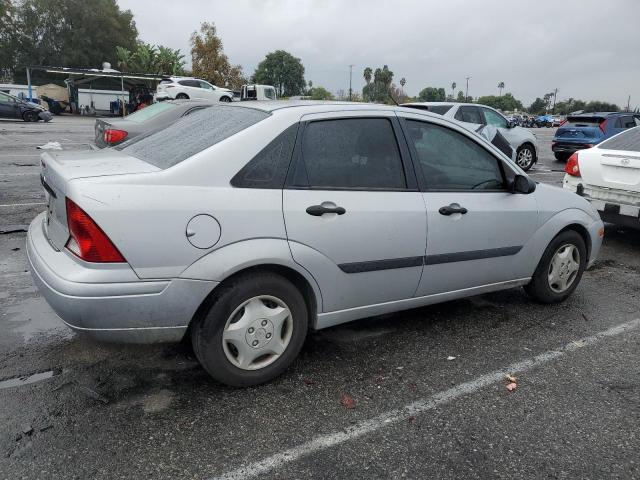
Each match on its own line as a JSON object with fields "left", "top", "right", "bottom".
{"left": 506, "top": 120, "right": 516, "bottom": 129}
{"left": 512, "top": 174, "right": 536, "bottom": 194}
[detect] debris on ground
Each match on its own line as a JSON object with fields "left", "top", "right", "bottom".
{"left": 340, "top": 393, "right": 356, "bottom": 409}
{"left": 21, "top": 424, "right": 33, "bottom": 436}
{"left": 36, "top": 141, "right": 62, "bottom": 150}
{"left": 447, "top": 356, "right": 456, "bottom": 361}
{"left": 506, "top": 374, "right": 517, "bottom": 383}
{"left": 505, "top": 373, "right": 518, "bottom": 392}
{"left": 78, "top": 385, "right": 109, "bottom": 404}
{"left": 302, "top": 379, "right": 316, "bottom": 386}
{"left": 506, "top": 382, "right": 517, "bottom": 392}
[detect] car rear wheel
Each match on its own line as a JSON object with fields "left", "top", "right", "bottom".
{"left": 516, "top": 144, "right": 535, "bottom": 171}
{"left": 524, "top": 230, "right": 586, "bottom": 303}
{"left": 219, "top": 96, "right": 232, "bottom": 102}
{"left": 175, "top": 93, "right": 189, "bottom": 99}
{"left": 191, "top": 272, "right": 308, "bottom": 387}
{"left": 554, "top": 152, "right": 570, "bottom": 162}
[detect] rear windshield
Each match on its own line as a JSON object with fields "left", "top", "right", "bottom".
{"left": 598, "top": 126, "right": 640, "bottom": 152}
{"left": 124, "top": 102, "right": 176, "bottom": 124}
{"left": 120, "top": 104, "right": 269, "bottom": 169}
{"left": 565, "top": 117, "right": 604, "bottom": 127}
{"left": 404, "top": 104, "right": 453, "bottom": 115}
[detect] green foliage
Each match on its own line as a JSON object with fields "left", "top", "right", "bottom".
{"left": 0, "top": 0, "right": 17, "bottom": 76}
{"left": 418, "top": 86, "right": 446, "bottom": 102}
{"left": 308, "top": 86, "right": 334, "bottom": 100}
{"left": 252, "top": 50, "right": 306, "bottom": 97}
{"left": 116, "top": 43, "right": 185, "bottom": 76}
{"left": 528, "top": 97, "right": 547, "bottom": 114}
{"left": 497, "top": 81, "right": 505, "bottom": 96}
{"left": 476, "top": 93, "right": 523, "bottom": 111}
{"left": 362, "top": 65, "right": 394, "bottom": 103}
{"left": 456, "top": 90, "right": 466, "bottom": 102}
{"left": 530, "top": 96, "right": 620, "bottom": 115}
{"left": 13, "top": 0, "right": 138, "bottom": 69}
{"left": 191, "top": 22, "right": 246, "bottom": 89}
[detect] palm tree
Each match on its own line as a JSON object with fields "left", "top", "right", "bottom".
{"left": 451, "top": 82, "right": 457, "bottom": 100}
{"left": 400, "top": 77, "right": 406, "bottom": 95}
{"left": 498, "top": 81, "right": 505, "bottom": 96}
{"left": 115, "top": 46, "right": 134, "bottom": 72}
{"left": 363, "top": 67, "right": 372, "bottom": 85}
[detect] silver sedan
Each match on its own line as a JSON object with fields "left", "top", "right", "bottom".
{"left": 28, "top": 101, "right": 604, "bottom": 386}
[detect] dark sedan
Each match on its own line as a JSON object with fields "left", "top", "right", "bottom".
{"left": 94, "top": 99, "right": 214, "bottom": 148}
{"left": 0, "top": 91, "right": 52, "bottom": 122}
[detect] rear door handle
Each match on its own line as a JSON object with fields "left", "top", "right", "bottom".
{"left": 306, "top": 205, "right": 346, "bottom": 216}
{"left": 439, "top": 204, "right": 467, "bottom": 216}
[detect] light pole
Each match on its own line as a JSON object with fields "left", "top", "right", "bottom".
{"left": 349, "top": 64, "right": 354, "bottom": 101}
{"left": 465, "top": 76, "right": 471, "bottom": 102}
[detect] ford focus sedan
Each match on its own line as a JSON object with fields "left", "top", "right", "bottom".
{"left": 28, "top": 102, "right": 603, "bottom": 387}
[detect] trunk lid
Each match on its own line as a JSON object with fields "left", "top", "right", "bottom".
{"left": 555, "top": 116, "right": 605, "bottom": 143}
{"left": 40, "top": 149, "right": 160, "bottom": 250}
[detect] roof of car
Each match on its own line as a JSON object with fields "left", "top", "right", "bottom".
{"left": 568, "top": 112, "right": 627, "bottom": 117}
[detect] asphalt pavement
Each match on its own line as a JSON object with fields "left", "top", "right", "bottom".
{"left": 1, "top": 117, "right": 639, "bottom": 480}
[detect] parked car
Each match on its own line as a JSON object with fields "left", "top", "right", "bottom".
{"left": 94, "top": 100, "right": 213, "bottom": 148}
{"left": 552, "top": 116, "right": 565, "bottom": 127}
{"left": 241, "top": 84, "right": 277, "bottom": 101}
{"left": 155, "top": 76, "right": 234, "bottom": 102}
{"left": 0, "top": 91, "right": 52, "bottom": 122}
{"left": 535, "top": 115, "right": 554, "bottom": 128}
{"left": 563, "top": 126, "right": 640, "bottom": 229}
{"left": 28, "top": 102, "right": 603, "bottom": 387}
{"left": 552, "top": 112, "right": 640, "bottom": 161}
{"left": 402, "top": 102, "right": 538, "bottom": 170}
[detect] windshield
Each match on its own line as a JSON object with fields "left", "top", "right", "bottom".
{"left": 120, "top": 104, "right": 269, "bottom": 169}
{"left": 598, "top": 126, "right": 640, "bottom": 152}
{"left": 124, "top": 102, "right": 177, "bottom": 123}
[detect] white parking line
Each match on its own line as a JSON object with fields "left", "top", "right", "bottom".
{"left": 0, "top": 202, "right": 45, "bottom": 207}
{"left": 211, "top": 318, "right": 640, "bottom": 480}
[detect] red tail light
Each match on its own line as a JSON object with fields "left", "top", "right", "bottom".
{"left": 65, "top": 198, "right": 125, "bottom": 263}
{"left": 565, "top": 152, "right": 581, "bottom": 177}
{"left": 103, "top": 129, "right": 128, "bottom": 144}
{"left": 559, "top": 119, "right": 567, "bottom": 127}
{"left": 599, "top": 119, "right": 608, "bottom": 134}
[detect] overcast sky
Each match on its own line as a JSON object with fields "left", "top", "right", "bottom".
{"left": 118, "top": 0, "right": 640, "bottom": 109}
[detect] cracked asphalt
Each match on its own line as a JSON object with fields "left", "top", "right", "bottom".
{"left": 1, "top": 117, "right": 639, "bottom": 479}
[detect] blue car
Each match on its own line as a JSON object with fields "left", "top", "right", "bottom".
{"left": 552, "top": 112, "right": 640, "bottom": 161}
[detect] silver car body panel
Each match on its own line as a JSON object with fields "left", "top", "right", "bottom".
{"left": 28, "top": 101, "right": 603, "bottom": 342}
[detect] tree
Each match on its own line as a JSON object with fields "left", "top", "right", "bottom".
{"left": 308, "top": 86, "right": 333, "bottom": 100}
{"left": 0, "top": 0, "right": 18, "bottom": 78}
{"left": 529, "top": 97, "right": 547, "bottom": 115}
{"left": 191, "top": 22, "right": 246, "bottom": 89}
{"left": 116, "top": 43, "right": 185, "bottom": 76}
{"left": 418, "top": 86, "right": 446, "bottom": 102}
{"left": 363, "top": 67, "right": 372, "bottom": 85}
{"left": 14, "top": 0, "right": 138, "bottom": 70}
{"left": 362, "top": 65, "right": 394, "bottom": 103}
{"left": 456, "top": 90, "right": 466, "bottom": 102}
{"left": 252, "top": 50, "right": 305, "bottom": 97}
{"left": 476, "top": 93, "right": 523, "bottom": 112}
{"left": 451, "top": 82, "right": 457, "bottom": 100}
{"left": 498, "top": 81, "right": 505, "bottom": 96}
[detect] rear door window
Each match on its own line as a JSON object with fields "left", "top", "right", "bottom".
{"left": 294, "top": 118, "right": 407, "bottom": 190}
{"left": 565, "top": 117, "right": 603, "bottom": 128}
{"left": 598, "top": 126, "right": 640, "bottom": 152}
{"left": 405, "top": 120, "right": 505, "bottom": 191}
{"left": 403, "top": 105, "right": 453, "bottom": 115}
{"left": 454, "top": 106, "right": 483, "bottom": 124}
{"left": 120, "top": 105, "right": 269, "bottom": 169}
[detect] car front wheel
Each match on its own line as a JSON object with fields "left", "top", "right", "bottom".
{"left": 219, "top": 96, "right": 232, "bottom": 102}
{"left": 516, "top": 144, "right": 536, "bottom": 171}
{"left": 23, "top": 111, "right": 39, "bottom": 122}
{"left": 191, "top": 272, "right": 308, "bottom": 387}
{"left": 524, "top": 230, "right": 586, "bottom": 304}
{"left": 175, "top": 93, "right": 189, "bottom": 100}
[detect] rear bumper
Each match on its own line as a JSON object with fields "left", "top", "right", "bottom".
{"left": 563, "top": 175, "right": 640, "bottom": 230}
{"left": 27, "top": 213, "right": 217, "bottom": 343}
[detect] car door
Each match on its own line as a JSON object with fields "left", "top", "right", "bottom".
{"left": 197, "top": 80, "right": 220, "bottom": 101}
{"left": 282, "top": 112, "right": 427, "bottom": 313}
{"left": 399, "top": 116, "right": 539, "bottom": 296}
{"left": 0, "top": 92, "right": 21, "bottom": 118}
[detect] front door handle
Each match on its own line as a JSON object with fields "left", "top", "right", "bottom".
{"left": 439, "top": 204, "right": 468, "bottom": 216}
{"left": 306, "top": 205, "right": 347, "bottom": 216}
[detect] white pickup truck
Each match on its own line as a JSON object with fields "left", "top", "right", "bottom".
{"left": 241, "top": 84, "right": 277, "bottom": 101}
{"left": 563, "top": 126, "right": 640, "bottom": 228}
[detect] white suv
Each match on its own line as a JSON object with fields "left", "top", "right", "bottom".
{"left": 156, "top": 77, "right": 234, "bottom": 102}
{"left": 403, "top": 102, "right": 539, "bottom": 171}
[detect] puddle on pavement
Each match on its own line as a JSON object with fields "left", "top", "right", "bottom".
{"left": 0, "top": 369, "right": 58, "bottom": 390}
{"left": 2, "top": 297, "right": 72, "bottom": 343}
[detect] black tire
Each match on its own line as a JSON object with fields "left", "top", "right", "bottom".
{"left": 524, "top": 230, "right": 587, "bottom": 304}
{"left": 554, "top": 152, "right": 570, "bottom": 162}
{"left": 219, "top": 96, "right": 232, "bottom": 103}
{"left": 191, "top": 272, "right": 308, "bottom": 387}
{"left": 515, "top": 144, "right": 536, "bottom": 171}
{"left": 23, "top": 111, "right": 39, "bottom": 122}
{"left": 175, "top": 93, "right": 189, "bottom": 99}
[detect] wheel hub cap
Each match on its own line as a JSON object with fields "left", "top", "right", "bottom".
{"left": 548, "top": 244, "right": 580, "bottom": 293}
{"left": 245, "top": 318, "right": 274, "bottom": 348}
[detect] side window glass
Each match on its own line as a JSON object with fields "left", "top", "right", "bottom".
{"left": 454, "top": 106, "right": 483, "bottom": 124}
{"left": 634, "top": 117, "right": 640, "bottom": 127}
{"left": 199, "top": 81, "right": 213, "bottom": 90}
{"left": 231, "top": 124, "right": 298, "bottom": 189}
{"left": 482, "top": 108, "right": 508, "bottom": 128}
{"left": 405, "top": 120, "right": 505, "bottom": 191}
{"left": 299, "top": 118, "right": 406, "bottom": 189}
